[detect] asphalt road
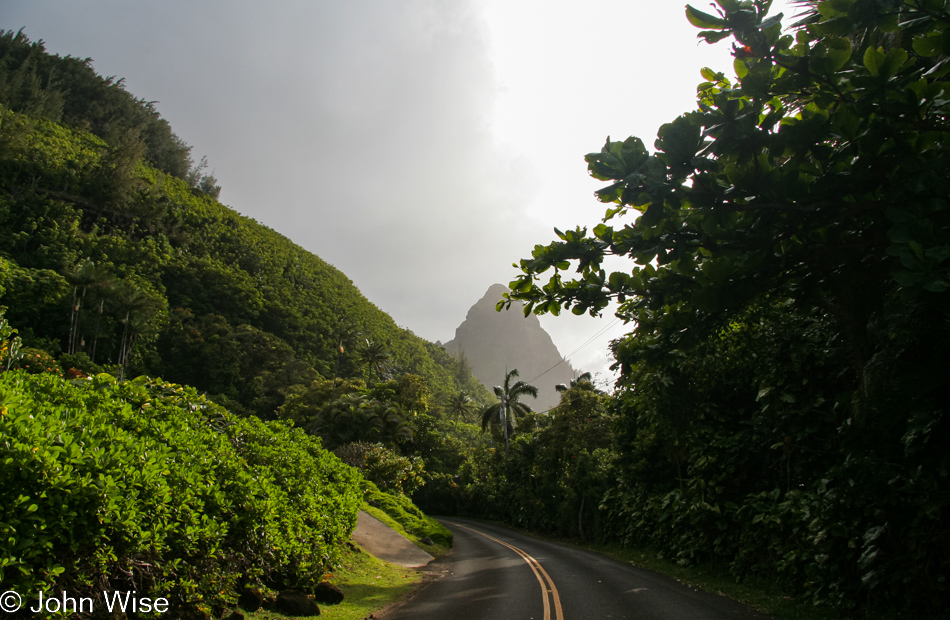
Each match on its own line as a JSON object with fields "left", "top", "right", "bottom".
{"left": 380, "top": 518, "right": 774, "bottom": 620}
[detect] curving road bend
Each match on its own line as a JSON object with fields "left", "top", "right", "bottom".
{"left": 380, "top": 518, "right": 774, "bottom": 620}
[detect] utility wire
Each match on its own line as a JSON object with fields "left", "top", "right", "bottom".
{"left": 523, "top": 316, "right": 624, "bottom": 385}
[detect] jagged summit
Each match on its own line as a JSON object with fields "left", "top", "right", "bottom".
{"left": 443, "top": 284, "right": 578, "bottom": 411}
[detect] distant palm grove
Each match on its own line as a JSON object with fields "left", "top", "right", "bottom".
{"left": 3, "top": 1, "right": 950, "bottom": 617}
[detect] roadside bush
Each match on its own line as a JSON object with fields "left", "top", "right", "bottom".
{"left": 0, "top": 309, "right": 21, "bottom": 370}
{"left": 335, "top": 441, "right": 425, "bottom": 496}
{"left": 10, "top": 347, "right": 62, "bottom": 376}
{"left": 411, "top": 472, "right": 460, "bottom": 515}
{"left": 57, "top": 351, "right": 103, "bottom": 377}
{"left": 0, "top": 371, "right": 361, "bottom": 615}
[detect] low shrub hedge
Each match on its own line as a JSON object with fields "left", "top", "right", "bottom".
{"left": 0, "top": 371, "right": 362, "bottom": 615}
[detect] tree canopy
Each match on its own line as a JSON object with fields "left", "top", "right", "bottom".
{"left": 0, "top": 28, "right": 217, "bottom": 188}
{"left": 505, "top": 0, "right": 949, "bottom": 352}
{"left": 499, "top": 0, "right": 950, "bottom": 616}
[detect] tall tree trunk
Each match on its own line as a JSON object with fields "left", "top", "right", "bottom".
{"left": 72, "top": 286, "right": 88, "bottom": 354}
{"left": 90, "top": 300, "right": 104, "bottom": 363}
{"left": 67, "top": 285, "right": 79, "bottom": 355}
{"left": 118, "top": 310, "right": 130, "bottom": 381}
{"left": 502, "top": 402, "right": 509, "bottom": 458}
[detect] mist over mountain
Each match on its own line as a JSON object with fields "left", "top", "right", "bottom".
{"left": 443, "top": 284, "right": 578, "bottom": 411}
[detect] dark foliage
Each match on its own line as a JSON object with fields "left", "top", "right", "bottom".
{"left": 489, "top": 1, "right": 950, "bottom": 617}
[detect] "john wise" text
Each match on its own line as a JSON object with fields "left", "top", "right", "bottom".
{"left": 28, "top": 590, "right": 169, "bottom": 614}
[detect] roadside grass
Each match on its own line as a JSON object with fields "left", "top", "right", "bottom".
{"left": 587, "top": 543, "right": 840, "bottom": 620}
{"left": 245, "top": 543, "right": 423, "bottom": 620}
{"left": 361, "top": 504, "right": 445, "bottom": 558}
{"left": 362, "top": 482, "right": 453, "bottom": 554}
{"left": 245, "top": 488, "right": 452, "bottom": 620}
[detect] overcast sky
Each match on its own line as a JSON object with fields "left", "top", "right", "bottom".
{"left": 3, "top": 0, "right": 797, "bottom": 386}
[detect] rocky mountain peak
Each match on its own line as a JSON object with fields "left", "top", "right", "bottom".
{"left": 443, "top": 284, "right": 578, "bottom": 411}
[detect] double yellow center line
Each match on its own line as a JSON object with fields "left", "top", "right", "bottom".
{"left": 448, "top": 522, "right": 564, "bottom": 620}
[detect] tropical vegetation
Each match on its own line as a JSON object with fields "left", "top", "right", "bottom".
{"left": 478, "top": 368, "right": 539, "bottom": 457}
{"left": 3, "top": 1, "right": 949, "bottom": 617}
{"left": 0, "top": 26, "right": 489, "bottom": 618}
{"left": 0, "top": 23, "right": 497, "bottom": 483}
{"left": 0, "top": 366, "right": 361, "bottom": 616}
{"left": 490, "top": 0, "right": 950, "bottom": 617}
{"left": 0, "top": 27, "right": 489, "bottom": 417}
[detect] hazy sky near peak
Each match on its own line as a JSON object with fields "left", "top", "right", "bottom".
{"left": 2, "top": 0, "right": 799, "bottom": 386}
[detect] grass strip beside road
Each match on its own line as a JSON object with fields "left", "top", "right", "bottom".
{"left": 566, "top": 541, "right": 840, "bottom": 620}
{"left": 362, "top": 504, "right": 445, "bottom": 558}
{"left": 362, "top": 482, "right": 454, "bottom": 551}
{"left": 247, "top": 497, "right": 452, "bottom": 620}
{"left": 246, "top": 543, "right": 423, "bottom": 620}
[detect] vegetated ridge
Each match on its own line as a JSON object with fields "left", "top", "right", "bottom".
{"left": 0, "top": 28, "right": 488, "bottom": 418}
{"left": 0, "top": 27, "right": 479, "bottom": 618}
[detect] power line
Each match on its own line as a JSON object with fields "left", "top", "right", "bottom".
{"left": 523, "top": 316, "right": 624, "bottom": 385}
{"left": 564, "top": 316, "right": 624, "bottom": 359}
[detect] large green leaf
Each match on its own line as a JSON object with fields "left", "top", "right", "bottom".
{"left": 810, "top": 37, "right": 852, "bottom": 75}
{"left": 863, "top": 46, "right": 907, "bottom": 78}
{"left": 758, "top": 13, "right": 784, "bottom": 31}
{"left": 913, "top": 32, "right": 944, "bottom": 57}
{"left": 686, "top": 5, "right": 727, "bottom": 29}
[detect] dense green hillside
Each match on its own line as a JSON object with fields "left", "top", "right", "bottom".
{"left": 0, "top": 28, "right": 494, "bottom": 615}
{"left": 0, "top": 30, "right": 488, "bottom": 422}
{"left": 0, "top": 28, "right": 195, "bottom": 181}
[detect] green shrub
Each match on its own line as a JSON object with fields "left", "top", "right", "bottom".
{"left": 335, "top": 442, "right": 426, "bottom": 496}
{"left": 0, "top": 310, "right": 22, "bottom": 371}
{"left": 0, "top": 371, "right": 361, "bottom": 614}
{"left": 10, "top": 347, "right": 62, "bottom": 376}
{"left": 412, "top": 472, "right": 461, "bottom": 515}
{"left": 57, "top": 351, "right": 104, "bottom": 378}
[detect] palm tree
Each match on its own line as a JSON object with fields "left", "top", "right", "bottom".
{"left": 332, "top": 322, "right": 361, "bottom": 377}
{"left": 113, "top": 283, "right": 160, "bottom": 381}
{"left": 89, "top": 298, "right": 107, "bottom": 363}
{"left": 358, "top": 339, "right": 390, "bottom": 384}
{"left": 446, "top": 390, "right": 476, "bottom": 425}
{"left": 555, "top": 371, "right": 590, "bottom": 392}
{"left": 66, "top": 259, "right": 110, "bottom": 355}
{"left": 376, "top": 403, "right": 413, "bottom": 445}
{"left": 479, "top": 368, "right": 538, "bottom": 457}
{"left": 555, "top": 371, "right": 602, "bottom": 393}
